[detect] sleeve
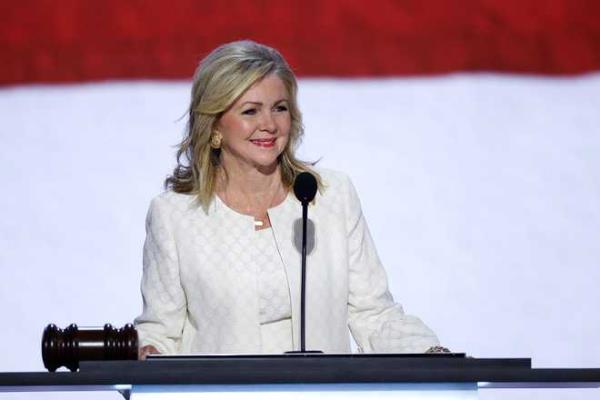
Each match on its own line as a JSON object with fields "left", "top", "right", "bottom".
{"left": 343, "top": 175, "right": 440, "bottom": 353}
{"left": 133, "top": 196, "right": 187, "bottom": 354}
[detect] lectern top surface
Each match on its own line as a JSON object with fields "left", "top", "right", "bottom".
{"left": 1, "top": 356, "right": 599, "bottom": 390}
{"left": 148, "top": 353, "right": 467, "bottom": 359}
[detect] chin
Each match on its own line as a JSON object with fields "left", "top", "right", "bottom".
{"left": 252, "top": 158, "right": 280, "bottom": 172}
{"left": 250, "top": 152, "right": 284, "bottom": 171}
{"left": 225, "top": 144, "right": 286, "bottom": 172}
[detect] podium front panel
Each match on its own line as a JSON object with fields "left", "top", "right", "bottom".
{"left": 131, "top": 383, "right": 478, "bottom": 400}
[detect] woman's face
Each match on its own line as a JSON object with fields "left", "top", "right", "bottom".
{"left": 217, "top": 74, "right": 291, "bottom": 172}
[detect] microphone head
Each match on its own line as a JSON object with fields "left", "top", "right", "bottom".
{"left": 293, "top": 172, "right": 318, "bottom": 204}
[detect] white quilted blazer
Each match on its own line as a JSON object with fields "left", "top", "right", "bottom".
{"left": 134, "top": 169, "right": 440, "bottom": 354}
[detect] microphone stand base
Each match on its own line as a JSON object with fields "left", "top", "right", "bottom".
{"left": 284, "top": 350, "right": 324, "bottom": 355}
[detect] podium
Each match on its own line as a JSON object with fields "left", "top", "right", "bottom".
{"left": 1, "top": 354, "right": 599, "bottom": 399}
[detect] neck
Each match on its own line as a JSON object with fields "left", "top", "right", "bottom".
{"left": 218, "top": 155, "right": 282, "bottom": 197}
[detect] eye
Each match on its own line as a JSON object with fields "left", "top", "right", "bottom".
{"left": 275, "top": 104, "right": 289, "bottom": 112}
{"left": 242, "top": 108, "right": 257, "bottom": 116}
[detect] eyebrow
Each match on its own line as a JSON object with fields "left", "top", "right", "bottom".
{"left": 240, "top": 99, "right": 289, "bottom": 106}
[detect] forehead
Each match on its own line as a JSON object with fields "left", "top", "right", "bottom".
{"left": 236, "top": 74, "right": 289, "bottom": 103}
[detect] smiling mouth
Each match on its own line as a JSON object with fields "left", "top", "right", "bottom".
{"left": 250, "top": 138, "right": 276, "bottom": 148}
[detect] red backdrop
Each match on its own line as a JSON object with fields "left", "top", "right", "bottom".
{"left": 2, "top": 0, "right": 600, "bottom": 85}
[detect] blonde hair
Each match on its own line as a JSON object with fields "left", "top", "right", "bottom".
{"left": 166, "top": 40, "right": 321, "bottom": 208}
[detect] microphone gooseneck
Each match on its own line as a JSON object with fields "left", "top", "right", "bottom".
{"left": 289, "top": 172, "right": 322, "bottom": 354}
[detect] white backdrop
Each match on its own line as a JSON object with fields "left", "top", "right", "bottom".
{"left": 0, "top": 74, "right": 599, "bottom": 399}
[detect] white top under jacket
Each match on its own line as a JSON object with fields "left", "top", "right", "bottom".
{"left": 134, "top": 169, "right": 440, "bottom": 354}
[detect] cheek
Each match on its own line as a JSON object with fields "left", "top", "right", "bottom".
{"left": 280, "top": 116, "right": 292, "bottom": 135}
{"left": 221, "top": 119, "right": 253, "bottom": 141}
{"left": 279, "top": 121, "right": 291, "bottom": 144}
{"left": 279, "top": 131, "right": 291, "bottom": 150}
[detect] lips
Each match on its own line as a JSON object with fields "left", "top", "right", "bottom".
{"left": 250, "top": 138, "right": 276, "bottom": 148}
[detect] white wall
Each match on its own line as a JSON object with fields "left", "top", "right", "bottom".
{"left": 0, "top": 74, "right": 599, "bottom": 399}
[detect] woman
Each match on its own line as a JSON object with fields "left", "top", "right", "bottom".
{"left": 135, "top": 40, "right": 444, "bottom": 358}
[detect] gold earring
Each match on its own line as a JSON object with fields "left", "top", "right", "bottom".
{"left": 210, "top": 131, "right": 222, "bottom": 149}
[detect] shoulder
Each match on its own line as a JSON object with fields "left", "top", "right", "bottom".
{"left": 312, "top": 167, "right": 361, "bottom": 211}
{"left": 146, "top": 191, "right": 202, "bottom": 224}
{"left": 314, "top": 167, "right": 354, "bottom": 192}
{"left": 150, "top": 190, "right": 197, "bottom": 210}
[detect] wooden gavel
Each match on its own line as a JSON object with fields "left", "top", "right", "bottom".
{"left": 42, "top": 323, "right": 138, "bottom": 372}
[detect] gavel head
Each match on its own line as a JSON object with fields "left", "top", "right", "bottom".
{"left": 42, "top": 323, "right": 138, "bottom": 372}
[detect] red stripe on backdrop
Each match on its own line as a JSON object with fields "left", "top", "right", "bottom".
{"left": 1, "top": 0, "right": 600, "bottom": 85}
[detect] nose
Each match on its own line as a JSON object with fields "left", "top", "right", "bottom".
{"left": 259, "top": 110, "right": 277, "bottom": 133}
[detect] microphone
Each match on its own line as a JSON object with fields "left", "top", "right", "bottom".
{"left": 288, "top": 172, "right": 322, "bottom": 354}
{"left": 293, "top": 172, "right": 318, "bottom": 205}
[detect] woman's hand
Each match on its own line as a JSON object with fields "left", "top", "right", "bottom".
{"left": 138, "top": 345, "right": 160, "bottom": 360}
